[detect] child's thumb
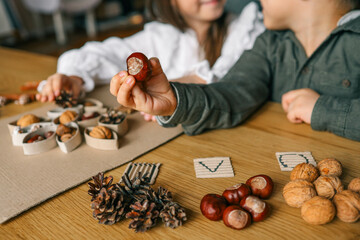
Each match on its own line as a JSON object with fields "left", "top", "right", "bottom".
{"left": 149, "top": 57, "right": 164, "bottom": 76}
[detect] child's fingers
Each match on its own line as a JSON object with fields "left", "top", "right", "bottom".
{"left": 117, "top": 76, "right": 136, "bottom": 107}
{"left": 286, "top": 102, "right": 303, "bottom": 123}
{"left": 51, "top": 75, "right": 63, "bottom": 97}
{"left": 110, "top": 71, "right": 128, "bottom": 96}
{"left": 149, "top": 57, "right": 164, "bottom": 76}
{"left": 282, "top": 90, "right": 301, "bottom": 112}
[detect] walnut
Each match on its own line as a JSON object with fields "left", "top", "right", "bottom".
{"left": 301, "top": 196, "right": 335, "bottom": 225}
{"left": 283, "top": 179, "right": 317, "bottom": 208}
{"left": 313, "top": 175, "right": 343, "bottom": 199}
{"left": 56, "top": 124, "right": 72, "bottom": 136}
{"left": 290, "top": 163, "right": 319, "bottom": 182}
{"left": 89, "top": 126, "right": 112, "bottom": 139}
{"left": 348, "top": 178, "right": 360, "bottom": 194}
{"left": 60, "top": 133, "right": 73, "bottom": 142}
{"left": 59, "top": 110, "right": 77, "bottom": 124}
{"left": 317, "top": 158, "right": 342, "bottom": 177}
{"left": 16, "top": 114, "right": 40, "bottom": 128}
{"left": 333, "top": 190, "right": 360, "bottom": 223}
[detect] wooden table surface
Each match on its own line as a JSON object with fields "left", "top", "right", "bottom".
{"left": 0, "top": 47, "right": 359, "bottom": 239}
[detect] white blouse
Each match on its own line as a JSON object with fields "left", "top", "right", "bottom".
{"left": 40, "top": 2, "right": 264, "bottom": 92}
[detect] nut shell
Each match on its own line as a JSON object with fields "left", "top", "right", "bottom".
{"left": 290, "top": 163, "right": 319, "bottom": 182}
{"left": 59, "top": 110, "right": 77, "bottom": 124}
{"left": 89, "top": 126, "right": 112, "bottom": 139}
{"left": 333, "top": 190, "right": 360, "bottom": 223}
{"left": 17, "top": 114, "right": 40, "bottom": 128}
{"left": 56, "top": 124, "right": 72, "bottom": 136}
{"left": 301, "top": 196, "right": 335, "bottom": 225}
{"left": 283, "top": 179, "right": 317, "bottom": 208}
{"left": 348, "top": 178, "right": 360, "bottom": 194}
{"left": 313, "top": 175, "right": 343, "bottom": 199}
{"left": 317, "top": 158, "right": 342, "bottom": 177}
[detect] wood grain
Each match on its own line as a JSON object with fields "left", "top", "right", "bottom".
{"left": 0, "top": 47, "right": 359, "bottom": 239}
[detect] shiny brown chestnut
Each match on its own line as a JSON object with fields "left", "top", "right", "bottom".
{"left": 126, "top": 52, "right": 152, "bottom": 81}
{"left": 200, "top": 194, "right": 228, "bottom": 221}
{"left": 240, "top": 195, "right": 270, "bottom": 222}
{"left": 222, "top": 183, "right": 251, "bottom": 204}
{"left": 222, "top": 205, "right": 251, "bottom": 230}
{"left": 246, "top": 174, "right": 274, "bottom": 199}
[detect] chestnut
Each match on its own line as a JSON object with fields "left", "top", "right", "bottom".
{"left": 200, "top": 194, "right": 227, "bottom": 221}
{"left": 240, "top": 195, "right": 270, "bottom": 222}
{"left": 222, "top": 183, "right": 251, "bottom": 204}
{"left": 127, "top": 52, "right": 152, "bottom": 81}
{"left": 81, "top": 112, "right": 99, "bottom": 121}
{"left": 246, "top": 174, "right": 274, "bottom": 199}
{"left": 222, "top": 205, "right": 251, "bottom": 230}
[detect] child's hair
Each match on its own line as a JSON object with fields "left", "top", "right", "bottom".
{"left": 146, "top": 0, "right": 230, "bottom": 67}
{"left": 340, "top": 0, "right": 360, "bottom": 9}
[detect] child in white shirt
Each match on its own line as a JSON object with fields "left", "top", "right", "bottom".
{"left": 37, "top": 0, "right": 264, "bottom": 105}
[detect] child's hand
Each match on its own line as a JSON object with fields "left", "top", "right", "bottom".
{"left": 110, "top": 58, "right": 177, "bottom": 117}
{"left": 140, "top": 112, "right": 157, "bottom": 122}
{"left": 281, "top": 88, "right": 320, "bottom": 124}
{"left": 36, "top": 74, "right": 84, "bottom": 102}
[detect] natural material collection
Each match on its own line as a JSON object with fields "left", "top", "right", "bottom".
{"left": 200, "top": 174, "right": 274, "bottom": 230}
{"left": 282, "top": 158, "right": 360, "bottom": 224}
{"left": 88, "top": 172, "right": 187, "bottom": 232}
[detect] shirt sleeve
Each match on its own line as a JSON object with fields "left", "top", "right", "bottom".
{"left": 311, "top": 96, "right": 360, "bottom": 141}
{"left": 157, "top": 32, "right": 272, "bottom": 135}
{"left": 193, "top": 2, "right": 265, "bottom": 84}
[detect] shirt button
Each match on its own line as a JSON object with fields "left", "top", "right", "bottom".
{"left": 342, "top": 79, "right": 351, "bottom": 88}
{"left": 302, "top": 67, "right": 309, "bottom": 74}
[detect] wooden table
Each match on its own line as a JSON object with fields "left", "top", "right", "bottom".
{"left": 0, "top": 47, "right": 359, "bottom": 239}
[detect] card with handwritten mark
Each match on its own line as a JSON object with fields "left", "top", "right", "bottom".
{"left": 275, "top": 152, "right": 317, "bottom": 171}
{"left": 193, "top": 157, "right": 234, "bottom": 178}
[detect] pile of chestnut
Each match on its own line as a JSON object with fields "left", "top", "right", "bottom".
{"left": 200, "top": 174, "right": 274, "bottom": 230}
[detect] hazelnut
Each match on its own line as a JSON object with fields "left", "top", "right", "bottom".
{"left": 89, "top": 126, "right": 112, "bottom": 139}
{"left": 318, "top": 158, "right": 342, "bottom": 177}
{"left": 313, "top": 175, "right": 343, "bottom": 199}
{"left": 348, "top": 178, "right": 360, "bottom": 194}
{"left": 60, "top": 133, "right": 73, "bottom": 142}
{"left": 59, "top": 110, "right": 77, "bottom": 124}
{"left": 290, "top": 163, "right": 319, "bottom": 182}
{"left": 283, "top": 179, "right": 317, "bottom": 208}
{"left": 333, "top": 190, "right": 360, "bottom": 223}
{"left": 301, "top": 196, "right": 335, "bottom": 225}
{"left": 56, "top": 124, "right": 72, "bottom": 136}
{"left": 17, "top": 114, "right": 40, "bottom": 128}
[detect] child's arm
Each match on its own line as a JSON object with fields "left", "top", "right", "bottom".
{"left": 110, "top": 58, "right": 177, "bottom": 117}
{"left": 111, "top": 32, "right": 272, "bottom": 135}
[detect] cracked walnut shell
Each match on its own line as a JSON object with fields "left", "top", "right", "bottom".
{"left": 318, "top": 158, "right": 342, "bottom": 177}
{"left": 283, "top": 179, "right": 317, "bottom": 208}
{"left": 89, "top": 126, "right": 112, "bottom": 139}
{"left": 17, "top": 114, "right": 40, "bottom": 128}
{"left": 301, "top": 196, "right": 335, "bottom": 225}
{"left": 59, "top": 110, "right": 77, "bottom": 124}
{"left": 314, "top": 175, "right": 343, "bottom": 199}
{"left": 333, "top": 190, "right": 360, "bottom": 223}
{"left": 290, "top": 163, "right": 319, "bottom": 182}
{"left": 348, "top": 178, "right": 360, "bottom": 194}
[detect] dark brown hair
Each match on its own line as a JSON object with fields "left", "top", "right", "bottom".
{"left": 146, "top": 0, "right": 229, "bottom": 67}
{"left": 340, "top": 0, "right": 360, "bottom": 9}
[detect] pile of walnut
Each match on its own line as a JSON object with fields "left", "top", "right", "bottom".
{"left": 283, "top": 158, "right": 360, "bottom": 225}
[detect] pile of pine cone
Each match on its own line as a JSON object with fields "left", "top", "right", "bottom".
{"left": 88, "top": 172, "right": 187, "bottom": 232}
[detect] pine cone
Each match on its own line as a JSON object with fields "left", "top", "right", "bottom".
{"left": 88, "top": 172, "right": 114, "bottom": 201}
{"left": 126, "top": 199, "right": 160, "bottom": 232}
{"left": 159, "top": 202, "right": 187, "bottom": 229}
{"left": 91, "top": 185, "right": 131, "bottom": 225}
{"left": 121, "top": 172, "right": 152, "bottom": 200}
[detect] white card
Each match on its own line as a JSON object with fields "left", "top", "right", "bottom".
{"left": 193, "top": 157, "right": 234, "bottom": 178}
{"left": 275, "top": 152, "right": 317, "bottom": 171}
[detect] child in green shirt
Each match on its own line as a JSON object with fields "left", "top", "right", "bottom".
{"left": 110, "top": 0, "right": 360, "bottom": 141}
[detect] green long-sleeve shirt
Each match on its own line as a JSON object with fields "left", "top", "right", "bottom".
{"left": 158, "top": 13, "right": 360, "bottom": 141}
